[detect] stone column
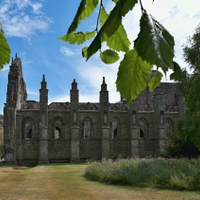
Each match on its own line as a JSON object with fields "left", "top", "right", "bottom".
{"left": 16, "top": 114, "right": 24, "bottom": 164}
{"left": 130, "top": 110, "right": 140, "bottom": 156}
{"left": 38, "top": 75, "right": 49, "bottom": 164}
{"left": 70, "top": 79, "right": 80, "bottom": 163}
{"left": 3, "top": 107, "right": 16, "bottom": 165}
{"left": 100, "top": 77, "right": 110, "bottom": 158}
{"left": 158, "top": 111, "right": 166, "bottom": 151}
{"left": 154, "top": 85, "right": 165, "bottom": 152}
{"left": 129, "top": 100, "right": 140, "bottom": 157}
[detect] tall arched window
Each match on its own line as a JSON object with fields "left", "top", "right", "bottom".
{"left": 165, "top": 118, "right": 174, "bottom": 137}
{"left": 55, "top": 127, "right": 61, "bottom": 139}
{"left": 82, "top": 117, "right": 94, "bottom": 139}
{"left": 111, "top": 118, "right": 120, "bottom": 139}
{"left": 139, "top": 118, "right": 148, "bottom": 138}
{"left": 53, "top": 117, "right": 64, "bottom": 139}
{"left": 22, "top": 117, "right": 35, "bottom": 139}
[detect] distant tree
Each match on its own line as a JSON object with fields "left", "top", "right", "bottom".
{"left": 162, "top": 24, "right": 200, "bottom": 157}
{"left": 0, "top": 21, "right": 10, "bottom": 70}
{"left": 59, "top": 0, "right": 181, "bottom": 103}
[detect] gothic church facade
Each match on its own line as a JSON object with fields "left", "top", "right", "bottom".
{"left": 3, "top": 56, "right": 184, "bottom": 165}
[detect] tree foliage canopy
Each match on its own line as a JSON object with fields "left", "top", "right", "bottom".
{"left": 59, "top": 0, "right": 181, "bottom": 103}
{"left": 162, "top": 24, "right": 200, "bottom": 157}
{"left": 178, "top": 25, "right": 200, "bottom": 112}
{"left": 0, "top": 21, "right": 10, "bottom": 70}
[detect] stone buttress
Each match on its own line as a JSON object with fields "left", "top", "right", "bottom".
{"left": 70, "top": 79, "right": 80, "bottom": 163}
{"left": 38, "top": 75, "right": 49, "bottom": 164}
{"left": 100, "top": 77, "right": 110, "bottom": 158}
{"left": 153, "top": 85, "right": 165, "bottom": 151}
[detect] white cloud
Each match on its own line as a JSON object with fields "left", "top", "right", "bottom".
{"left": 49, "top": 53, "right": 121, "bottom": 103}
{"left": 31, "top": 2, "right": 43, "bottom": 14}
{"left": 1, "top": 64, "right": 9, "bottom": 71}
{"left": 0, "top": 0, "right": 52, "bottom": 38}
{"left": 27, "top": 89, "right": 38, "bottom": 96}
{"left": 73, "top": 55, "right": 120, "bottom": 103}
{"left": 60, "top": 46, "right": 77, "bottom": 57}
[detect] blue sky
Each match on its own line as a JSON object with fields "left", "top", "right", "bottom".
{"left": 0, "top": 0, "right": 200, "bottom": 114}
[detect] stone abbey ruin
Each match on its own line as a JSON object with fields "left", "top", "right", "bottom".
{"left": 3, "top": 56, "right": 185, "bottom": 165}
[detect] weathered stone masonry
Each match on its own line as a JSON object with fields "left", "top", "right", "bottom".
{"left": 3, "top": 56, "right": 185, "bottom": 165}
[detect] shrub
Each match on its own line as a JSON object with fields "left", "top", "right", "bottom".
{"left": 85, "top": 158, "right": 200, "bottom": 191}
{"left": 161, "top": 117, "right": 200, "bottom": 158}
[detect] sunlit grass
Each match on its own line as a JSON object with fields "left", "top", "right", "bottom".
{"left": 0, "top": 163, "right": 199, "bottom": 200}
{"left": 85, "top": 158, "right": 200, "bottom": 191}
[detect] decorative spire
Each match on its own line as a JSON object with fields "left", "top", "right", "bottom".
{"left": 102, "top": 77, "right": 105, "bottom": 84}
{"left": 12, "top": 57, "right": 13, "bottom": 64}
{"left": 41, "top": 74, "right": 47, "bottom": 90}
{"left": 101, "top": 76, "right": 107, "bottom": 91}
{"left": 72, "top": 79, "right": 77, "bottom": 90}
{"left": 15, "top": 53, "right": 18, "bottom": 59}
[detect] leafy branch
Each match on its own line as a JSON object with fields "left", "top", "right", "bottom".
{"left": 0, "top": 21, "right": 11, "bottom": 70}
{"left": 95, "top": 0, "right": 103, "bottom": 32}
{"left": 59, "top": 0, "right": 181, "bottom": 104}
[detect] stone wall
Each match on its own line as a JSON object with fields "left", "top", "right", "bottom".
{"left": 3, "top": 57, "right": 183, "bottom": 165}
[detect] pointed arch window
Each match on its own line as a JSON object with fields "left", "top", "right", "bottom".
{"left": 22, "top": 117, "right": 35, "bottom": 139}
{"left": 139, "top": 118, "right": 148, "bottom": 138}
{"left": 55, "top": 127, "right": 61, "bottom": 139}
{"left": 82, "top": 117, "right": 94, "bottom": 139}
{"left": 111, "top": 118, "right": 120, "bottom": 139}
{"left": 53, "top": 117, "right": 64, "bottom": 139}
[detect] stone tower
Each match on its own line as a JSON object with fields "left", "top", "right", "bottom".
{"left": 4, "top": 55, "right": 27, "bottom": 164}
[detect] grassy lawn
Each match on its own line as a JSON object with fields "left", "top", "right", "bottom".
{"left": 0, "top": 164, "right": 200, "bottom": 200}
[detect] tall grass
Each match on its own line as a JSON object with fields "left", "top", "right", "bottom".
{"left": 85, "top": 158, "right": 200, "bottom": 191}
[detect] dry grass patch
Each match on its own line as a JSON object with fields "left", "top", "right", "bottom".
{"left": 0, "top": 164, "right": 199, "bottom": 200}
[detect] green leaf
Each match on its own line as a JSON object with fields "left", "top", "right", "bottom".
{"left": 59, "top": 31, "right": 96, "bottom": 44}
{"left": 0, "top": 32, "right": 10, "bottom": 69}
{"left": 134, "top": 11, "right": 174, "bottom": 73}
{"left": 99, "top": 6, "right": 107, "bottom": 28}
{"left": 100, "top": 7, "right": 131, "bottom": 52}
{"left": 67, "top": 0, "right": 99, "bottom": 34}
{"left": 116, "top": 49, "right": 152, "bottom": 104}
{"left": 87, "top": 0, "right": 138, "bottom": 60}
{"left": 148, "top": 71, "right": 163, "bottom": 91}
{"left": 100, "top": 49, "right": 119, "bottom": 64}
{"left": 82, "top": 46, "right": 88, "bottom": 58}
{"left": 170, "top": 61, "right": 182, "bottom": 81}
{"left": 81, "top": 0, "right": 99, "bottom": 20}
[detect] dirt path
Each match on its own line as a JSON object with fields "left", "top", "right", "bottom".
{"left": 0, "top": 164, "right": 199, "bottom": 200}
